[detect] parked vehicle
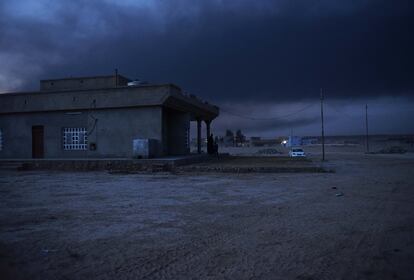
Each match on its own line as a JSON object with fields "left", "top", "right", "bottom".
{"left": 289, "top": 148, "right": 306, "bottom": 157}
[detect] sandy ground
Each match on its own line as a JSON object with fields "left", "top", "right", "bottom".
{"left": 1, "top": 149, "right": 414, "bottom": 279}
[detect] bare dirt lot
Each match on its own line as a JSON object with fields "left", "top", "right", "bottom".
{"left": 1, "top": 149, "right": 414, "bottom": 279}
{"left": 177, "top": 156, "right": 325, "bottom": 173}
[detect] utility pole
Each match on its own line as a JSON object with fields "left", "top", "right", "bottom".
{"left": 365, "top": 104, "right": 369, "bottom": 153}
{"left": 320, "top": 88, "right": 325, "bottom": 161}
{"left": 114, "top": 68, "right": 119, "bottom": 87}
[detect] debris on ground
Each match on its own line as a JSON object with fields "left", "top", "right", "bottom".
{"left": 335, "top": 192, "right": 344, "bottom": 197}
{"left": 66, "top": 249, "right": 81, "bottom": 259}
{"left": 41, "top": 249, "right": 57, "bottom": 256}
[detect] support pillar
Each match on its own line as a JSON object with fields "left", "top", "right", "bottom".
{"left": 197, "top": 119, "right": 202, "bottom": 154}
{"left": 205, "top": 120, "right": 211, "bottom": 139}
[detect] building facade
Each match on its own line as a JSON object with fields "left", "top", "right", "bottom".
{"left": 0, "top": 75, "right": 219, "bottom": 159}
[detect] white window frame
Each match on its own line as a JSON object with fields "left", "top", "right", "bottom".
{"left": 63, "top": 128, "right": 88, "bottom": 150}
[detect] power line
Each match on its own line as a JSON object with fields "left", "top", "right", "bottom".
{"left": 325, "top": 103, "right": 359, "bottom": 120}
{"left": 365, "top": 104, "right": 369, "bottom": 153}
{"left": 220, "top": 103, "right": 316, "bottom": 121}
{"left": 320, "top": 88, "right": 325, "bottom": 161}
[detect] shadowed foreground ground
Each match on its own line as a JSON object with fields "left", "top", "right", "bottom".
{"left": 1, "top": 151, "right": 413, "bottom": 279}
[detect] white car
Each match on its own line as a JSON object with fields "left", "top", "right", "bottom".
{"left": 289, "top": 148, "right": 306, "bottom": 157}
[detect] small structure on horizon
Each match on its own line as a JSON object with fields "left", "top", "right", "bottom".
{"left": 250, "top": 137, "right": 280, "bottom": 147}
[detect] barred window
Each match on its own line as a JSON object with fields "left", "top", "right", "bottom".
{"left": 0, "top": 129, "right": 3, "bottom": 151}
{"left": 63, "top": 128, "right": 88, "bottom": 150}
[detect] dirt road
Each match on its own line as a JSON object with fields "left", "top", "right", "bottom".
{"left": 1, "top": 152, "right": 413, "bottom": 279}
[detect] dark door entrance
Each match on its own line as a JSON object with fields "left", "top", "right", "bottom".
{"left": 32, "top": 126, "right": 44, "bottom": 158}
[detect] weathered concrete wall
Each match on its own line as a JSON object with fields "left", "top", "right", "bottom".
{"left": 40, "top": 75, "right": 130, "bottom": 91}
{"left": 0, "top": 86, "right": 170, "bottom": 114}
{"left": 0, "top": 107, "right": 163, "bottom": 159}
{"left": 92, "top": 107, "right": 163, "bottom": 158}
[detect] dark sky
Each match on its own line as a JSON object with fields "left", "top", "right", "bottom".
{"left": 1, "top": 0, "right": 413, "bottom": 136}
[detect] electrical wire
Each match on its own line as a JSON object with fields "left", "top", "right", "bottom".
{"left": 325, "top": 102, "right": 361, "bottom": 120}
{"left": 220, "top": 102, "right": 317, "bottom": 121}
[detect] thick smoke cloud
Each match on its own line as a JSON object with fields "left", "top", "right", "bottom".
{"left": 1, "top": 0, "right": 413, "bottom": 99}
{"left": 1, "top": 0, "right": 413, "bottom": 135}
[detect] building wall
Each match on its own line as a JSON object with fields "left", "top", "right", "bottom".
{"left": 0, "top": 106, "right": 163, "bottom": 159}
{"left": 0, "top": 86, "right": 169, "bottom": 114}
{"left": 40, "top": 75, "right": 130, "bottom": 91}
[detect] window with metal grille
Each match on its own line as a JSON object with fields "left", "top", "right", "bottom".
{"left": 63, "top": 128, "right": 88, "bottom": 150}
{"left": 0, "top": 129, "right": 3, "bottom": 151}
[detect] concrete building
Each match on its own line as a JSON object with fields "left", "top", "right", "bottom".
{"left": 0, "top": 74, "right": 219, "bottom": 159}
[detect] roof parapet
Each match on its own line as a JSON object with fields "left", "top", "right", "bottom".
{"left": 40, "top": 75, "right": 131, "bottom": 91}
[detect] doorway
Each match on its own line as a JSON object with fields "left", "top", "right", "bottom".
{"left": 32, "top": 126, "right": 44, "bottom": 158}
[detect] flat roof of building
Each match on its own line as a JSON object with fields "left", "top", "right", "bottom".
{"left": 40, "top": 74, "right": 130, "bottom": 82}
{"left": 0, "top": 82, "right": 219, "bottom": 121}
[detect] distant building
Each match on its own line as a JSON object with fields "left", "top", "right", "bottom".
{"left": 250, "top": 137, "right": 262, "bottom": 146}
{"left": 287, "top": 136, "right": 302, "bottom": 147}
{"left": 0, "top": 74, "right": 219, "bottom": 158}
{"left": 250, "top": 137, "right": 279, "bottom": 147}
{"left": 223, "top": 130, "right": 235, "bottom": 147}
{"left": 301, "top": 137, "right": 318, "bottom": 145}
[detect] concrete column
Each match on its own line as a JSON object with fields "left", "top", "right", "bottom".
{"left": 197, "top": 119, "right": 202, "bottom": 154}
{"left": 205, "top": 120, "right": 211, "bottom": 139}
